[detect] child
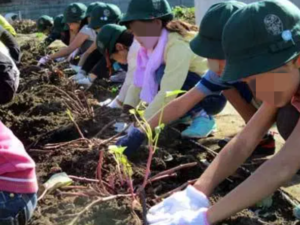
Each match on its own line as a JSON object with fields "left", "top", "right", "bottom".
{"left": 37, "top": 15, "right": 54, "bottom": 34}
{"left": 0, "top": 52, "right": 38, "bottom": 224}
{"left": 117, "top": 0, "right": 275, "bottom": 157}
{"left": 118, "top": 0, "right": 227, "bottom": 139}
{"left": 73, "top": 3, "right": 122, "bottom": 88}
{"left": 96, "top": 24, "right": 141, "bottom": 108}
{"left": 44, "top": 14, "right": 70, "bottom": 47}
{"left": 147, "top": 0, "right": 300, "bottom": 224}
{"left": 38, "top": 2, "right": 91, "bottom": 66}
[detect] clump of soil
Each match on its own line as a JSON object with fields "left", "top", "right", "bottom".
{"left": 13, "top": 19, "right": 37, "bottom": 34}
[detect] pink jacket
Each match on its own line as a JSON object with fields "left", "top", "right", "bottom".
{"left": 0, "top": 121, "right": 38, "bottom": 193}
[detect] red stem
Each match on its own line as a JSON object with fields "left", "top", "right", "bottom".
{"left": 141, "top": 145, "right": 154, "bottom": 190}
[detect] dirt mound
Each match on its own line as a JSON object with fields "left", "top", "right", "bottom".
{"left": 13, "top": 19, "right": 37, "bottom": 34}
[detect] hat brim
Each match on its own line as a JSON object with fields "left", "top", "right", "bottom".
{"left": 119, "top": 13, "right": 173, "bottom": 25}
{"left": 221, "top": 45, "right": 300, "bottom": 82}
{"left": 190, "top": 33, "right": 224, "bottom": 60}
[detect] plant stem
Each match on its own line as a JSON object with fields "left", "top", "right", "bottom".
{"left": 141, "top": 145, "right": 154, "bottom": 191}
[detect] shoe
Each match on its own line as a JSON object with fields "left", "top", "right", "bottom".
{"left": 76, "top": 76, "right": 93, "bottom": 89}
{"left": 218, "top": 133, "right": 276, "bottom": 156}
{"left": 110, "top": 71, "right": 126, "bottom": 83}
{"left": 181, "top": 115, "right": 217, "bottom": 138}
{"left": 69, "top": 70, "right": 86, "bottom": 81}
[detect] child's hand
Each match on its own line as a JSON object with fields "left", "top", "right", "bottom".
{"left": 116, "top": 127, "right": 145, "bottom": 157}
{"left": 147, "top": 185, "right": 210, "bottom": 224}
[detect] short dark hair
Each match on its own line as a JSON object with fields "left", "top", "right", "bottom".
{"left": 112, "top": 30, "right": 134, "bottom": 53}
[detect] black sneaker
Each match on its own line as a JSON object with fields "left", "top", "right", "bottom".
{"left": 218, "top": 133, "right": 275, "bottom": 156}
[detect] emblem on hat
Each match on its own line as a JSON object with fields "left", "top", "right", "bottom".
{"left": 40, "top": 20, "right": 44, "bottom": 25}
{"left": 71, "top": 7, "right": 77, "bottom": 14}
{"left": 104, "top": 9, "right": 111, "bottom": 17}
{"left": 264, "top": 14, "right": 283, "bottom": 36}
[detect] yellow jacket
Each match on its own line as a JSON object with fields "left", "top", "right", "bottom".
{"left": 0, "top": 15, "right": 16, "bottom": 36}
{"left": 125, "top": 31, "right": 207, "bottom": 120}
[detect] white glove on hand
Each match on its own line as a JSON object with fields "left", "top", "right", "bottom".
{"left": 68, "top": 49, "right": 79, "bottom": 62}
{"left": 107, "top": 97, "right": 122, "bottom": 109}
{"left": 147, "top": 185, "right": 210, "bottom": 224}
{"left": 38, "top": 55, "right": 51, "bottom": 66}
{"left": 148, "top": 208, "right": 209, "bottom": 225}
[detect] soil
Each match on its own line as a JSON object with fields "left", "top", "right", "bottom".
{"left": 2, "top": 34, "right": 296, "bottom": 225}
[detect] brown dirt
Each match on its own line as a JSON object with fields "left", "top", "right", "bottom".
{"left": 2, "top": 35, "right": 295, "bottom": 225}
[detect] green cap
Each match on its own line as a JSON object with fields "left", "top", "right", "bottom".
{"left": 37, "top": 15, "right": 54, "bottom": 32}
{"left": 222, "top": 0, "right": 300, "bottom": 82}
{"left": 89, "top": 3, "right": 122, "bottom": 29}
{"left": 64, "top": 2, "right": 87, "bottom": 23}
{"left": 86, "top": 2, "right": 103, "bottom": 17}
{"left": 52, "top": 14, "right": 68, "bottom": 33}
{"left": 120, "top": 0, "right": 173, "bottom": 25}
{"left": 96, "top": 24, "right": 126, "bottom": 55}
{"left": 190, "top": 1, "right": 246, "bottom": 60}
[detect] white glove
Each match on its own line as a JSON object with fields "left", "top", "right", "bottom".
{"left": 147, "top": 186, "right": 210, "bottom": 223}
{"left": 68, "top": 49, "right": 79, "bottom": 62}
{"left": 148, "top": 208, "right": 209, "bottom": 225}
{"left": 107, "top": 97, "right": 122, "bottom": 109}
{"left": 38, "top": 55, "right": 51, "bottom": 66}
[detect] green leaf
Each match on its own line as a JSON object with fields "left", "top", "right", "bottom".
{"left": 129, "top": 109, "right": 136, "bottom": 115}
{"left": 165, "top": 90, "right": 187, "bottom": 98}
{"left": 43, "top": 172, "right": 73, "bottom": 191}
{"left": 108, "top": 145, "right": 127, "bottom": 154}
{"left": 66, "top": 109, "right": 74, "bottom": 122}
{"left": 154, "top": 123, "right": 165, "bottom": 135}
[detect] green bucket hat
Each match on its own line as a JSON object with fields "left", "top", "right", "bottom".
{"left": 52, "top": 14, "right": 68, "bottom": 33}
{"left": 64, "top": 2, "right": 87, "bottom": 23}
{"left": 96, "top": 24, "right": 126, "bottom": 55}
{"left": 86, "top": 2, "right": 103, "bottom": 17}
{"left": 37, "top": 15, "right": 54, "bottom": 32}
{"left": 190, "top": 1, "right": 246, "bottom": 60}
{"left": 120, "top": 0, "right": 173, "bottom": 25}
{"left": 89, "top": 3, "right": 122, "bottom": 29}
{"left": 222, "top": 0, "right": 300, "bottom": 82}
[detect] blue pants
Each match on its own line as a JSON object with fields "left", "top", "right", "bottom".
{"left": 155, "top": 65, "right": 227, "bottom": 116}
{"left": 0, "top": 191, "right": 37, "bottom": 225}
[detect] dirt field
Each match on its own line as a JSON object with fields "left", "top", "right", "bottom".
{"left": 5, "top": 34, "right": 298, "bottom": 225}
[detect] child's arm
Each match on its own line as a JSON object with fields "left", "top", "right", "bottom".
{"left": 207, "top": 108, "right": 300, "bottom": 223}
{"left": 194, "top": 102, "right": 277, "bottom": 196}
{"left": 148, "top": 87, "right": 206, "bottom": 129}
{"left": 223, "top": 88, "right": 257, "bottom": 123}
{"left": 49, "top": 32, "right": 88, "bottom": 60}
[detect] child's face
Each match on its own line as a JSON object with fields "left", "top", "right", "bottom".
{"left": 67, "top": 22, "right": 80, "bottom": 32}
{"left": 207, "top": 59, "right": 226, "bottom": 76}
{"left": 243, "top": 61, "right": 300, "bottom": 107}
{"left": 111, "top": 43, "right": 129, "bottom": 64}
{"left": 129, "top": 20, "right": 162, "bottom": 50}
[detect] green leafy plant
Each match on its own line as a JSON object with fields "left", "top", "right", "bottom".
{"left": 130, "top": 90, "right": 186, "bottom": 190}
{"left": 108, "top": 145, "right": 134, "bottom": 197}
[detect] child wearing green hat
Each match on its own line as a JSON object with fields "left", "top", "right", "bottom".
{"left": 96, "top": 24, "right": 141, "bottom": 108}
{"left": 44, "top": 14, "right": 70, "bottom": 47}
{"left": 71, "top": 3, "right": 123, "bottom": 88}
{"left": 37, "top": 15, "right": 54, "bottom": 34}
{"left": 38, "top": 2, "right": 93, "bottom": 66}
{"left": 116, "top": 0, "right": 227, "bottom": 139}
{"left": 146, "top": 0, "right": 300, "bottom": 224}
